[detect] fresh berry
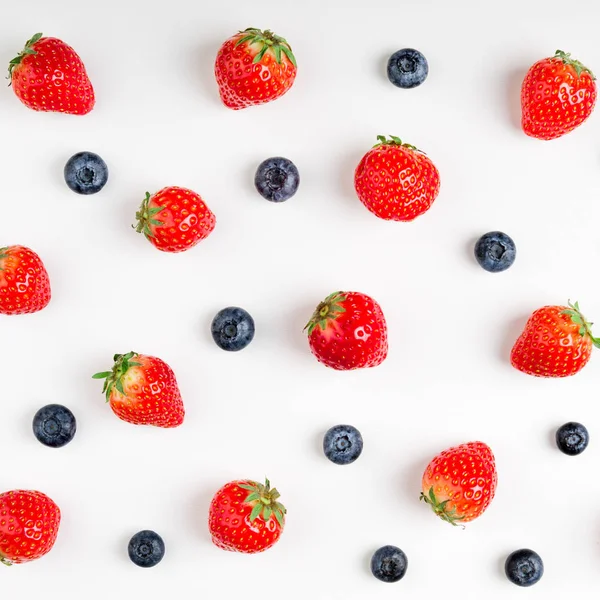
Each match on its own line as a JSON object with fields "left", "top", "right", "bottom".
{"left": 505, "top": 549, "right": 544, "bottom": 587}
{"left": 64, "top": 152, "right": 108, "bottom": 195}
{"left": 215, "top": 28, "right": 297, "bottom": 110}
{"left": 9, "top": 33, "right": 95, "bottom": 115}
{"left": 128, "top": 530, "right": 165, "bottom": 568}
{"left": 421, "top": 441, "right": 497, "bottom": 526}
{"left": 370, "top": 545, "right": 408, "bottom": 583}
{"left": 521, "top": 50, "right": 596, "bottom": 140}
{"left": 209, "top": 478, "right": 285, "bottom": 554}
{"left": 387, "top": 49, "right": 428, "bottom": 88}
{"left": 474, "top": 231, "right": 516, "bottom": 273}
{"left": 211, "top": 307, "right": 255, "bottom": 351}
{"left": 323, "top": 425, "right": 363, "bottom": 465}
{"left": 0, "top": 490, "right": 61, "bottom": 565}
{"left": 32, "top": 404, "right": 76, "bottom": 448}
{"left": 556, "top": 422, "right": 589, "bottom": 455}
{"left": 305, "top": 291, "right": 388, "bottom": 371}
{"left": 354, "top": 135, "right": 440, "bottom": 221}
{"left": 0, "top": 245, "right": 51, "bottom": 315}
{"left": 92, "top": 352, "right": 185, "bottom": 428}
{"left": 254, "top": 157, "right": 299, "bottom": 202}
{"left": 134, "top": 186, "right": 216, "bottom": 253}
{"left": 511, "top": 301, "right": 600, "bottom": 378}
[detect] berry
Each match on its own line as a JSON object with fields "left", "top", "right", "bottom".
{"left": 387, "top": 49, "right": 428, "bottom": 88}
{"left": 32, "top": 404, "right": 76, "bottom": 448}
{"left": 505, "top": 549, "right": 544, "bottom": 587}
{"left": 128, "top": 530, "right": 165, "bottom": 568}
{"left": 211, "top": 307, "right": 255, "bottom": 352}
{"left": 254, "top": 157, "right": 299, "bottom": 202}
{"left": 556, "top": 422, "right": 589, "bottom": 455}
{"left": 370, "top": 545, "right": 408, "bottom": 583}
{"left": 323, "top": 425, "right": 363, "bottom": 465}
{"left": 474, "top": 231, "right": 516, "bottom": 273}
{"left": 64, "top": 152, "right": 108, "bottom": 195}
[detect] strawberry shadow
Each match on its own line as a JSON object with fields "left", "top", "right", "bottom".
{"left": 186, "top": 39, "right": 223, "bottom": 108}
{"left": 337, "top": 149, "right": 366, "bottom": 212}
{"left": 499, "top": 313, "right": 529, "bottom": 365}
{"left": 282, "top": 301, "right": 319, "bottom": 359}
{"left": 505, "top": 67, "right": 526, "bottom": 132}
{"left": 186, "top": 487, "right": 215, "bottom": 545}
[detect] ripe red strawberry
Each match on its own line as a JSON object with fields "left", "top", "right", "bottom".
{"left": 0, "top": 245, "right": 51, "bottom": 315}
{"left": 134, "top": 187, "right": 216, "bottom": 253}
{"left": 92, "top": 352, "right": 185, "bottom": 428}
{"left": 0, "top": 490, "right": 61, "bottom": 565}
{"left": 9, "top": 33, "right": 95, "bottom": 115}
{"left": 305, "top": 291, "right": 388, "bottom": 370}
{"left": 521, "top": 50, "right": 597, "bottom": 140}
{"left": 215, "top": 28, "right": 297, "bottom": 110}
{"left": 511, "top": 301, "right": 600, "bottom": 378}
{"left": 354, "top": 135, "right": 440, "bottom": 221}
{"left": 421, "top": 442, "right": 497, "bottom": 526}
{"left": 209, "top": 478, "right": 286, "bottom": 554}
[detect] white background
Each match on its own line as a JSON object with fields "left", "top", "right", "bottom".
{"left": 1, "top": 0, "right": 600, "bottom": 597}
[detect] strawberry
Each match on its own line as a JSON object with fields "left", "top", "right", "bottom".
{"left": 9, "top": 33, "right": 95, "bottom": 115}
{"left": 92, "top": 352, "right": 185, "bottom": 428}
{"left": 305, "top": 291, "right": 388, "bottom": 370}
{"left": 354, "top": 135, "right": 440, "bottom": 221}
{"left": 421, "top": 441, "right": 497, "bottom": 526}
{"left": 0, "top": 245, "right": 51, "bottom": 315}
{"left": 134, "top": 187, "right": 216, "bottom": 253}
{"left": 521, "top": 50, "right": 596, "bottom": 140}
{"left": 0, "top": 490, "right": 61, "bottom": 565}
{"left": 511, "top": 301, "right": 600, "bottom": 378}
{"left": 214, "top": 28, "right": 297, "bottom": 110}
{"left": 209, "top": 478, "right": 286, "bottom": 554}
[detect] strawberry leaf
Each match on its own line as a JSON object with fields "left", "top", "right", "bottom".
{"left": 249, "top": 503, "right": 262, "bottom": 522}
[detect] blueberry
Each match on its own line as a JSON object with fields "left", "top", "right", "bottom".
{"left": 32, "top": 404, "right": 76, "bottom": 448}
{"left": 128, "top": 530, "right": 165, "bottom": 568}
{"left": 211, "top": 307, "right": 255, "bottom": 351}
{"left": 64, "top": 151, "right": 108, "bottom": 195}
{"left": 505, "top": 549, "right": 544, "bottom": 587}
{"left": 370, "top": 545, "right": 408, "bottom": 583}
{"left": 323, "top": 424, "right": 363, "bottom": 465}
{"left": 474, "top": 231, "right": 516, "bottom": 273}
{"left": 254, "top": 157, "right": 299, "bottom": 202}
{"left": 387, "top": 49, "right": 428, "bottom": 89}
{"left": 556, "top": 422, "right": 589, "bottom": 455}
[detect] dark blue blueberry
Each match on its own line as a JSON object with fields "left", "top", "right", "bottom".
{"left": 371, "top": 545, "right": 408, "bottom": 583}
{"left": 254, "top": 157, "right": 299, "bottom": 202}
{"left": 387, "top": 49, "right": 428, "bottom": 89}
{"left": 211, "top": 307, "right": 255, "bottom": 351}
{"left": 32, "top": 404, "right": 76, "bottom": 448}
{"left": 128, "top": 530, "right": 165, "bottom": 568}
{"left": 505, "top": 549, "right": 544, "bottom": 587}
{"left": 64, "top": 151, "right": 108, "bottom": 195}
{"left": 474, "top": 231, "right": 516, "bottom": 273}
{"left": 323, "top": 424, "right": 363, "bottom": 465}
{"left": 556, "top": 422, "right": 589, "bottom": 455}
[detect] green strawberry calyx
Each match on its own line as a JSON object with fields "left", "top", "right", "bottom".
{"left": 0, "top": 552, "right": 12, "bottom": 566}
{"left": 0, "top": 247, "right": 8, "bottom": 272}
{"left": 8, "top": 32, "right": 43, "bottom": 81}
{"left": 420, "top": 486, "right": 466, "bottom": 527}
{"left": 92, "top": 351, "right": 141, "bottom": 402}
{"left": 554, "top": 50, "right": 595, "bottom": 79}
{"left": 304, "top": 291, "right": 346, "bottom": 335}
{"left": 235, "top": 28, "right": 297, "bottom": 68}
{"left": 374, "top": 135, "right": 424, "bottom": 154}
{"left": 134, "top": 192, "right": 165, "bottom": 240}
{"left": 561, "top": 301, "right": 600, "bottom": 349}
{"left": 239, "top": 478, "right": 286, "bottom": 527}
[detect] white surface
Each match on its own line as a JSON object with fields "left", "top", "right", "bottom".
{"left": 1, "top": 0, "right": 600, "bottom": 597}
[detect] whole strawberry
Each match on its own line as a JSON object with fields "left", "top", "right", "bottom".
{"left": 9, "top": 33, "right": 95, "bottom": 115}
{"left": 215, "top": 28, "right": 297, "bottom": 110}
{"left": 421, "top": 442, "right": 497, "bottom": 526}
{"left": 521, "top": 50, "right": 596, "bottom": 140}
{"left": 0, "top": 490, "right": 61, "bottom": 565}
{"left": 354, "top": 135, "right": 440, "bottom": 221}
{"left": 0, "top": 245, "right": 51, "bottom": 315}
{"left": 511, "top": 301, "right": 599, "bottom": 378}
{"left": 305, "top": 291, "right": 388, "bottom": 370}
{"left": 134, "top": 187, "right": 216, "bottom": 253}
{"left": 93, "top": 352, "right": 185, "bottom": 428}
{"left": 209, "top": 478, "right": 285, "bottom": 553}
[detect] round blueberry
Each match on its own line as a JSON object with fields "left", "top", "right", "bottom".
{"left": 64, "top": 151, "right": 108, "bottom": 195}
{"left": 474, "top": 231, "right": 516, "bottom": 273}
{"left": 211, "top": 307, "right": 255, "bottom": 351}
{"left": 128, "top": 530, "right": 165, "bottom": 568}
{"left": 32, "top": 404, "right": 76, "bottom": 448}
{"left": 505, "top": 549, "right": 544, "bottom": 587}
{"left": 371, "top": 545, "right": 408, "bottom": 583}
{"left": 556, "top": 422, "right": 589, "bottom": 456}
{"left": 387, "top": 49, "right": 428, "bottom": 89}
{"left": 254, "top": 157, "right": 299, "bottom": 202}
{"left": 323, "top": 424, "right": 363, "bottom": 465}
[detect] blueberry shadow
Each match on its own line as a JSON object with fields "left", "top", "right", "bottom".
{"left": 363, "top": 547, "right": 375, "bottom": 578}
{"left": 547, "top": 426, "right": 558, "bottom": 451}
{"left": 314, "top": 429, "right": 324, "bottom": 459}
{"left": 505, "top": 67, "right": 525, "bottom": 131}
{"left": 465, "top": 236, "right": 479, "bottom": 266}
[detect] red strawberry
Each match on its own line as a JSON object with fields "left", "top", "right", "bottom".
{"left": 0, "top": 245, "right": 51, "bottom": 315}
{"left": 209, "top": 478, "right": 286, "bottom": 554}
{"left": 9, "top": 33, "right": 95, "bottom": 115}
{"left": 354, "top": 135, "right": 440, "bottom": 221}
{"left": 0, "top": 490, "right": 61, "bottom": 565}
{"left": 134, "top": 187, "right": 216, "bottom": 253}
{"left": 215, "top": 28, "right": 297, "bottom": 110}
{"left": 511, "top": 301, "right": 600, "bottom": 378}
{"left": 92, "top": 352, "right": 185, "bottom": 428}
{"left": 421, "top": 442, "right": 497, "bottom": 526}
{"left": 305, "top": 291, "right": 388, "bottom": 370}
{"left": 521, "top": 50, "right": 596, "bottom": 140}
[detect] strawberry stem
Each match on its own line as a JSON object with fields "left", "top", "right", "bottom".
{"left": 238, "top": 478, "right": 286, "bottom": 527}
{"left": 134, "top": 193, "right": 165, "bottom": 240}
{"left": 373, "top": 135, "right": 423, "bottom": 154}
{"left": 92, "top": 352, "right": 140, "bottom": 402}
{"left": 554, "top": 50, "right": 595, "bottom": 79}
{"left": 561, "top": 301, "right": 600, "bottom": 349}
{"left": 420, "top": 486, "right": 466, "bottom": 527}
{"left": 8, "top": 32, "right": 43, "bottom": 82}
{"left": 235, "top": 28, "right": 296, "bottom": 68}
{"left": 304, "top": 291, "right": 346, "bottom": 335}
